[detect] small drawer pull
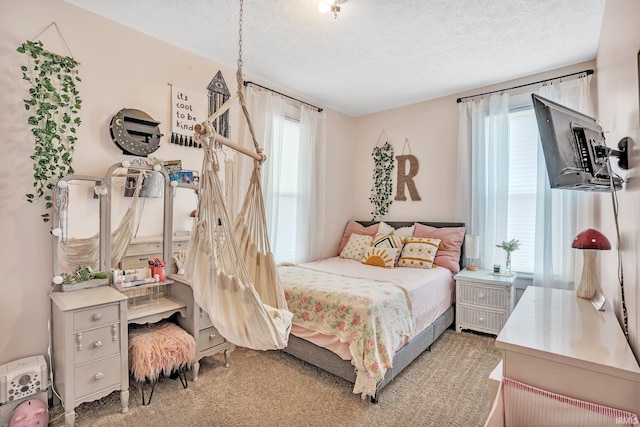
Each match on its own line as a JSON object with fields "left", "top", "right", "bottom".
{"left": 93, "top": 313, "right": 103, "bottom": 321}
{"left": 478, "top": 293, "right": 485, "bottom": 299}
{"left": 94, "top": 340, "right": 103, "bottom": 348}
{"left": 478, "top": 317, "right": 484, "bottom": 323}
{"left": 95, "top": 372, "right": 104, "bottom": 380}
{"left": 209, "top": 334, "right": 216, "bottom": 341}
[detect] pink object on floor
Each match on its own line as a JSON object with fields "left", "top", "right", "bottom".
{"left": 9, "top": 399, "right": 48, "bottom": 427}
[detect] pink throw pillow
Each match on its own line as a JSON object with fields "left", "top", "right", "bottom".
{"left": 413, "top": 224, "right": 465, "bottom": 273}
{"left": 337, "top": 221, "right": 379, "bottom": 255}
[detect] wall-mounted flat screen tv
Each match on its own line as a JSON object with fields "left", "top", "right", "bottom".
{"left": 532, "top": 94, "right": 626, "bottom": 192}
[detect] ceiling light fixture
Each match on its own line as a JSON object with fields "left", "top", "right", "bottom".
{"left": 318, "top": 0, "right": 347, "bottom": 19}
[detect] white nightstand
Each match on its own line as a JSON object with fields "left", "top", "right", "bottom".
{"left": 454, "top": 269, "right": 517, "bottom": 335}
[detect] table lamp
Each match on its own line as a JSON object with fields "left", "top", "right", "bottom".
{"left": 465, "top": 234, "right": 480, "bottom": 271}
{"left": 571, "top": 228, "right": 611, "bottom": 299}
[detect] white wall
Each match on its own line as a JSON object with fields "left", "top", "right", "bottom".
{"left": 0, "top": 0, "right": 355, "bottom": 364}
{"left": 595, "top": 0, "right": 640, "bottom": 359}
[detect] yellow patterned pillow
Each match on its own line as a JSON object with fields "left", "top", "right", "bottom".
{"left": 398, "top": 237, "right": 441, "bottom": 269}
{"left": 361, "top": 246, "right": 398, "bottom": 268}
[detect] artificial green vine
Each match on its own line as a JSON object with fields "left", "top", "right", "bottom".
{"left": 17, "top": 40, "right": 82, "bottom": 222}
{"left": 369, "top": 141, "right": 395, "bottom": 220}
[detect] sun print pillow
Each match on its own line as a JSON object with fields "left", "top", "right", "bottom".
{"left": 339, "top": 233, "right": 374, "bottom": 261}
{"left": 372, "top": 233, "right": 404, "bottom": 264}
{"left": 398, "top": 237, "right": 441, "bottom": 269}
{"left": 361, "top": 246, "right": 398, "bottom": 268}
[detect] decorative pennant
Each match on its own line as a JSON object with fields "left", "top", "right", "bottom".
{"left": 208, "top": 71, "right": 231, "bottom": 148}
{"left": 170, "top": 85, "right": 208, "bottom": 148}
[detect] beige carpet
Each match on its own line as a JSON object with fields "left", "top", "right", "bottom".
{"left": 48, "top": 329, "right": 501, "bottom": 427}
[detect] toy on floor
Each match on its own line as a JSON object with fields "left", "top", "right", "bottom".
{"left": 8, "top": 399, "right": 48, "bottom": 427}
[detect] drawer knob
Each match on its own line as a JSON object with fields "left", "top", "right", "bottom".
{"left": 94, "top": 340, "right": 103, "bottom": 348}
{"left": 95, "top": 372, "right": 104, "bottom": 380}
{"left": 93, "top": 313, "right": 103, "bottom": 321}
{"left": 209, "top": 334, "right": 216, "bottom": 341}
{"left": 479, "top": 317, "right": 484, "bottom": 323}
{"left": 478, "top": 293, "right": 485, "bottom": 299}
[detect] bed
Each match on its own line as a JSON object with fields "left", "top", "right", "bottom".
{"left": 279, "top": 220, "right": 465, "bottom": 402}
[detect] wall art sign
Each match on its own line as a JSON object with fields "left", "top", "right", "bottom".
{"left": 170, "top": 85, "right": 208, "bottom": 148}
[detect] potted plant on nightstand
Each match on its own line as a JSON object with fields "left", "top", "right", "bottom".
{"left": 496, "top": 239, "right": 520, "bottom": 274}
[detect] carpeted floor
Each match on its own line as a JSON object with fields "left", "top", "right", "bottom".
{"left": 47, "top": 329, "right": 501, "bottom": 427}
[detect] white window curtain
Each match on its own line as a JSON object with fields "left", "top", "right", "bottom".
{"left": 533, "top": 75, "right": 593, "bottom": 289}
{"left": 456, "top": 74, "right": 593, "bottom": 289}
{"left": 456, "top": 93, "right": 511, "bottom": 270}
{"left": 239, "top": 86, "right": 327, "bottom": 264}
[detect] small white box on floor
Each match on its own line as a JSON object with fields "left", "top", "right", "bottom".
{"left": 0, "top": 355, "right": 49, "bottom": 426}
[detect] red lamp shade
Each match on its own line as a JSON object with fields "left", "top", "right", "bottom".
{"left": 571, "top": 229, "right": 611, "bottom": 251}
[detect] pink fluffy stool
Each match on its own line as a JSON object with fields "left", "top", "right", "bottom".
{"left": 128, "top": 322, "right": 196, "bottom": 405}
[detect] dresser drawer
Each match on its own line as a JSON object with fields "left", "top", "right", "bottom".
{"left": 199, "top": 326, "right": 225, "bottom": 352}
{"left": 74, "top": 354, "right": 121, "bottom": 399}
{"left": 457, "top": 281, "right": 507, "bottom": 309}
{"left": 74, "top": 324, "right": 121, "bottom": 365}
{"left": 198, "top": 307, "right": 213, "bottom": 329}
{"left": 458, "top": 305, "right": 505, "bottom": 333}
{"left": 73, "top": 304, "right": 120, "bottom": 331}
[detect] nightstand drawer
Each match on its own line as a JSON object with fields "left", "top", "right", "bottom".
{"left": 73, "top": 304, "right": 120, "bottom": 331}
{"left": 458, "top": 305, "right": 505, "bottom": 333}
{"left": 199, "top": 308, "right": 213, "bottom": 329}
{"left": 74, "top": 354, "right": 121, "bottom": 398}
{"left": 457, "top": 281, "right": 507, "bottom": 309}
{"left": 199, "top": 326, "right": 225, "bottom": 352}
{"left": 74, "top": 324, "right": 120, "bottom": 365}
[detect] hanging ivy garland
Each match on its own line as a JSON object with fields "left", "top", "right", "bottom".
{"left": 17, "top": 40, "right": 82, "bottom": 222}
{"left": 369, "top": 141, "right": 394, "bottom": 220}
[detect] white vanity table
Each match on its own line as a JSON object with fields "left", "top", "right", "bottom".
{"left": 495, "top": 286, "right": 640, "bottom": 415}
{"left": 51, "top": 279, "right": 231, "bottom": 426}
{"left": 50, "top": 163, "right": 231, "bottom": 426}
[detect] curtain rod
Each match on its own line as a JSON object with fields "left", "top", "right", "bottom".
{"left": 456, "top": 69, "right": 594, "bottom": 103}
{"left": 243, "top": 81, "right": 323, "bottom": 112}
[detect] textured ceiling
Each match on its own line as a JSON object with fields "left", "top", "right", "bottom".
{"left": 66, "top": 0, "right": 606, "bottom": 117}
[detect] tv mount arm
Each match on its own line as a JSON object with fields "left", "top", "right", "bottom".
{"left": 593, "top": 137, "right": 630, "bottom": 170}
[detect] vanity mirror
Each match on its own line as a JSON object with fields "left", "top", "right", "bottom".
{"left": 103, "top": 162, "right": 173, "bottom": 274}
{"left": 53, "top": 175, "right": 106, "bottom": 275}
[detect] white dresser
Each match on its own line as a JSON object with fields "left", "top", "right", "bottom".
{"left": 496, "top": 286, "right": 640, "bottom": 415}
{"left": 51, "top": 286, "right": 129, "bottom": 427}
{"left": 454, "top": 269, "right": 517, "bottom": 335}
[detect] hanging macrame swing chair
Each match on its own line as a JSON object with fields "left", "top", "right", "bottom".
{"left": 184, "top": 0, "right": 292, "bottom": 351}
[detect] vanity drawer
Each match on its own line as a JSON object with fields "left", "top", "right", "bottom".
{"left": 199, "top": 307, "right": 213, "bottom": 329}
{"left": 199, "top": 326, "right": 225, "bottom": 352}
{"left": 74, "top": 354, "right": 121, "bottom": 399}
{"left": 74, "top": 324, "right": 120, "bottom": 365}
{"left": 73, "top": 304, "right": 120, "bottom": 331}
{"left": 457, "top": 281, "right": 507, "bottom": 309}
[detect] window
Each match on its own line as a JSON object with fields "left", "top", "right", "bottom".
{"left": 271, "top": 116, "right": 300, "bottom": 263}
{"left": 506, "top": 107, "right": 537, "bottom": 274}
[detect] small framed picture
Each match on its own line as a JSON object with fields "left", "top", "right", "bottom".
{"left": 169, "top": 170, "right": 198, "bottom": 184}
